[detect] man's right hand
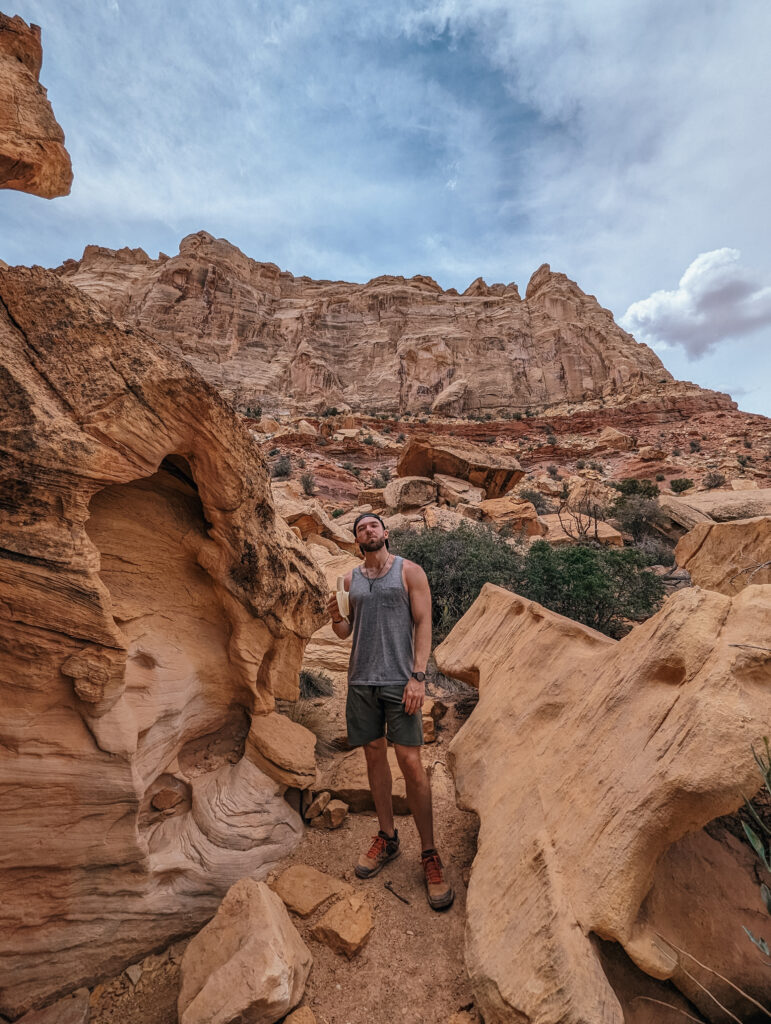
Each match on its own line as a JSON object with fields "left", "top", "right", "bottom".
{"left": 326, "top": 592, "right": 342, "bottom": 622}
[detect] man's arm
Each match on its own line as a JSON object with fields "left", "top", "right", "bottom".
{"left": 403, "top": 561, "right": 432, "bottom": 715}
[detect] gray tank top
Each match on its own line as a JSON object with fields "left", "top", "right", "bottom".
{"left": 348, "top": 555, "right": 414, "bottom": 686}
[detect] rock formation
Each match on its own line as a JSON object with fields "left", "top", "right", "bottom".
{"left": 0, "top": 266, "right": 326, "bottom": 1017}
{"left": 397, "top": 437, "right": 524, "bottom": 498}
{"left": 0, "top": 14, "right": 72, "bottom": 197}
{"left": 57, "top": 231, "right": 674, "bottom": 416}
{"left": 434, "top": 583, "right": 771, "bottom": 1024}
{"left": 675, "top": 517, "right": 771, "bottom": 594}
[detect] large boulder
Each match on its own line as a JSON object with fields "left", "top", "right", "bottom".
{"left": 0, "top": 267, "right": 326, "bottom": 1016}
{"left": 435, "top": 583, "right": 771, "bottom": 1024}
{"left": 675, "top": 516, "right": 771, "bottom": 594}
{"left": 477, "top": 495, "right": 546, "bottom": 536}
{"left": 178, "top": 878, "right": 311, "bottom": 1024}
{"left": 434, "top": 473, "right": 485, "bottom": 507}
{"left": 680, "top": 487, "right": 771, "bottom": 522}
{"left": 383, "top": 475, "right": 437, "bottom": 511}
{"left": 0, "top": 15, "right": 72, "bottom": 197}
{"left": 397, "top": 438, "right": 523, "bottom": 499}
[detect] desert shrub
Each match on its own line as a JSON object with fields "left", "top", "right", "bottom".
{"left": 270, "top": 455, "right": 292, "bottom": 479}
{"left": 363, "top": 434, "right": 375, "bottom": 445}
{"left": 397, "top": 432, "right": 406, "bottom": 442}
{"left": 300, "top": 471, "right": 316, "bottom": 496}
{"left": 587, "top": 461, "right": 605, "bottom": 474}
{"left": 672, "top": 447, "right": 682, "bottom": 457}
{"left": 742, "top": 739, "right": 771, "bottom": 959}
{"left": 299, "top": 668, "right": 334, "bottom": 699}
{"left": 612, "top": 478, "right": 659, "bottom": 498}
{"left": 390, "top": 524, "right": 664, "bottom": 642}
{"left": 655, "top": 473, "right": 665, "bottom": 482}
{"left": 575, "top": 459, "right": 586, "bottom": 470}
{"left": 242, "top": 403, "right": 262, "bottom": 419}
{"left": 331, "top": 508, "right": 344, "bottom": 518}
{"left": 670, "top": 478, "right": 694, "bottom": 493}
{"left": 521, "top": 541, "right": 664, "bottom": 637}
{"left": 547, "top": 464, "right": 560, "bottom": 479}
{"left": 519, "top": 487, "right": 555, "bottom": 515}
{"left": 321, "top": 407, "right": 339, "bottom": 417}
{"left": 268, "top": 447, "right": 280, "bottom": 457}
{"left": 635, "top": 534, "right": 676, "bottom": 567}
{"left": 744, "top": 438, "right": 753, "bottom": 449}
{"left": 613, "top": 495, "right": 667, "bottom": 542}
{"left": 703, "top": 471, "right": 727, "bottom": 489}
{"left": 689, "top": 440, "right": 701, "bottom": 452}
{"left": 738, "top": 454, "right": 750, "bottom": 467}
{"left": 513, "top": 411, "right": 523, "bottom": 420}
{"left": 298, "top": 458, "right": 306, "bottom": 468}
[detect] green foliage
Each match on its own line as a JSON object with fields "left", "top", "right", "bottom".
{"left": 513, "top": 411, "right": 523, "bottom": 420}
{"left": 362, "top": 434, "right": 375, "bottom": 445}
{"left": 268, "top": 447, "right": 280, "bottom": 457}
{"left": 299, "top": 668, "right": 335, "bottom": 699}
{"left": 518, "top": 487, "right": 555, "bottom": 515}
{"left": 397, "top": 432, "right": 406, "bottom": 442}
{"left": 689, "top": 439, "right": 701, "bottom": 452}
{"left": 390, "top": 524, "right": 664, "bottom": 642}
{"left": 321, "top": 407, "right": 339, "bottom": 417}
{"left": 547, "top": 464, "right": 560, "bottom": 479}
{"left": 575, "top": 459, "right": 586, "bottom": 469}
{"left": 270, "top": 455, "right": 292, "bottom": 479}
{"left": 744, "top": 438, "right": 753, "bottom": 449}
{"left": 738, "top": 454, "right": 750, "bottom": 467}
{"left": 331, "top": 508, "right": 344, "bottom": 518}
{"left": 672, "top": 447, "right": 682, "bottom": 457}
{"left": 655, "top": 473, "right": 665, "bottom": 482}
{"left": 742, "top": 739, "right": 771, "bottom": 958}
{"left": 612, "top": 494, "right": 667, "bottom": 542}
{"left": 300, "top": 471, "right": 316, "bottom": 496}
{"left": 611, "top": 478, "right": 660, "bottom": 498}
{"left": 241, "top": 403, "right": 262, "bottom": 419}
{"left": 703, "top": 471, "right": 727, "bottom": 489}
{"left": 670, "top": 478, "right": 694, "bottom": 493}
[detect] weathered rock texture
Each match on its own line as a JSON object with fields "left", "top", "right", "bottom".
{"left": 178, "top": 878, "right": 311, "bottom": 1024}
{"left": 0, "top": 14, "right": 72, "bottom": 197}
{"left": 57, "top": 232, "right": 674, "bottom": 416}
{"left": 675, "top": 516, "right": 771, "bottom": 595}
{"left": 0, "top": 266, "right": 326, "bottom": 1017}
{"left": 397, "top": 438, "right": 524, "bottom": 498}
{"left": 435, "top": 583, "right": 771, "bottom": 1024}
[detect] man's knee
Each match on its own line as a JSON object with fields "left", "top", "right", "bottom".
{"left": 363, "top": 736, "right": 388, "bottom": 764}
{"left": 394, "top": 743, "right": 425, "bottom": 780}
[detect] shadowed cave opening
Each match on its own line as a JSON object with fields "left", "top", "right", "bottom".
{"left": 84, "top": 455, "right": 252, "bottom": 818}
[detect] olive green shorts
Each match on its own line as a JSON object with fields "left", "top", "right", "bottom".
{"left": 346, "top": 684, "right": 424, "bottom": 748}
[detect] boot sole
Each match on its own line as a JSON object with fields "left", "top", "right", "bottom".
{"left": 354, "top": 848, "right": 400, "bottom": 879}
{"left": 427, "top": 886, "right": 455, "bottom": 910}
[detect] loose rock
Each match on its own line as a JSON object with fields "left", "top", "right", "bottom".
{"left": 272, "top": 865, "right": 350, "bottom": 918}
{"left": 310, "top": 894, "right": 373, "bottom": 958}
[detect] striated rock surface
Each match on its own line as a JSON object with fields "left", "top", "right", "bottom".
{"left": 0, "top": 266, "right": 326, "bottom": 1017}
{"left": 178, "top": 878, "right": 311, "bottom": 1024}
{"left": 435, "top": 583, "right": 771, "bottom": 1024}
{"left": 397, "top": 437, "right": 524, "bottom": 498}
{"left": 57, "top": 233, "right": 674, "bottom": 416}
{"left": 675, "top": 516, "right": 771, "bottom": 594}
{"left": 0, "top": 14, "right": 72, "bottom": 197}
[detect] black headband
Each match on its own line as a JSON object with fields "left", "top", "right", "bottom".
{"left": 352, "top": 513, "right": 390, "bottom": 549}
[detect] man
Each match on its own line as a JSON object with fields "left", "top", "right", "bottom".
{"left": 326, "top": 512, "right": 454, "bottom": 910}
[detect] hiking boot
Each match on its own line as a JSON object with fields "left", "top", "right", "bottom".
{"left": 421, "top": 849, "right": 454, "bottom": 910}
{"left": 355, "top": 829, "right": 400, "bottom": 878}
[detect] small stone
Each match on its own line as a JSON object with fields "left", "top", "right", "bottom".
{"left": 272, "top": 864, "right": 350, "bottom": 917}
{"left": 308, "top": 798, "right": 348, "bottom": 829}
{"left": 125, "top": 963, "right": 143, "bottom": 986}
{"left": 285, "top": 1008, "right": 317, "bottom": 1024}
{"left": 310, "top": 894, "right": 373, "bottom": 958}
{"left": 151, "top": 788, "right": 183, "bottom": 811}
{"left": 305, "top": 791, "right": 331, "bottom": 820}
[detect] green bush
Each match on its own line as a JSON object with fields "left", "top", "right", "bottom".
{"left": 742, "top": 739, "right": 771, "bottom": 958}
{"left": 613, "top": 495, "right": 667, "bottom": 541}
{"left": 575, "top": 459, "right": 586, "bottom": 470}
{"left": 300, "top": 471, "right": 316, "bottom": 496}
{"left": 268, "top": 447, "right": 279, "bottom": 457}
{"left": 518, "top": 487, "right": 555, "bottom": 515}
{"left": 363, "top": 434, "right": 375, "bottom": 445}
{"left": 321, "top": 407, "right": 339, "bottom": 417}
{"left": 270, "top": 455, "right": 291, "bottom": 479}
{"left": 672, "top": 447, "right": 682, "bottom": 457}
{"left": 331, "top": 508, "right": 344, "bottom": 518}
{"left": 611, "top": 478, "right": 660, "bottom": 498}
{"left": 738, "top": 454, "right": 750, "bottom": 467}
{"left": 689, "top": 440, "right": 701, "bottom": 452}
{"left": 547, "top": 464, "right": 560, "bottom": 479}
{"left": 655, "top": 473, "right": 665, "bottom": 482}
{"left": 670, "top": 478, "right": 694, "bottom": 493}
{"left": 390, "top": 524, "right": 663, "bottom": 642}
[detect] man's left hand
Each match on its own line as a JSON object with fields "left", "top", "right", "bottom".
{"left": 402, "top": 678, "right": 425, "bottom": 716}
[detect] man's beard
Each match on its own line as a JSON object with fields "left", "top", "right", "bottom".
{"left": 359, "top": 537, "right": 387, "bottom": 552}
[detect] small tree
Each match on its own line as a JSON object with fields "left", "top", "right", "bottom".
{"left": 670, "top": 478, "right": 694, "bottom": 493}
{"left": 300, "top": 471, "right": 316, "bottom": 496}
{"left": 703, "top": 471, "right": 727, "bottom": 489}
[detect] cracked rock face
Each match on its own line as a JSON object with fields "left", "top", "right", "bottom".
{"left": 56, "top": 231, "right": 672, "bottom": 416}
{"left": 0, "top": 266, "right": 326, "bottom": 1018}
{"left": 0, "top": 14, "right": 72, "bottom": 198}
{"left": 435, "top": 583, "right": 771, "bottom": 1024}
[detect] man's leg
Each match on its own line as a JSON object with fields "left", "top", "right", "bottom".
{"left": 393, "top": 743, "right": 434, "bottom": 851}
{"left": 363, "top": 736, "right": 395, "bottom": 836}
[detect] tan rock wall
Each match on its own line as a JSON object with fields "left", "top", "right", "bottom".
{"left": 0, "top": 266, "right": 326, "bottom": 1017}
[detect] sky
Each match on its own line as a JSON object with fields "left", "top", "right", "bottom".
{"left": 3, "top": 0, "right": 770, "bottom": 416}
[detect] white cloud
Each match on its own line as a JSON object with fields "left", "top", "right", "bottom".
{"left": 620, "top": 249, "right": 771, "bottom": 357}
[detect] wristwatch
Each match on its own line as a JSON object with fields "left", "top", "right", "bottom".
{"left": 411, "top": 671, "right": 426, "bottom": 683}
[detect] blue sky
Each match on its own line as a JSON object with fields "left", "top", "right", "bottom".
{"left": 3, "top": 0, "right": 770, "bottom": 415}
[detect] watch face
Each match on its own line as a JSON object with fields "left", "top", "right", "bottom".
{"left": 413, "top": 672, "right": 426, "bottom": 682}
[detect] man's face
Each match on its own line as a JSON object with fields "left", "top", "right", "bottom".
{"left": 355, "top": 517, "right": 388, "bottom": 552}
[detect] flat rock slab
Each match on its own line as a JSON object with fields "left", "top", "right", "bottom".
{"left": 321, "top": 746, "right": 429, "bottom": 813}
{"left": 178, "top": 878, "right": 311, "bottom": 1024}
{"left": 18, "top": 989, "right": 89, "bottom": 1024}
{"left": 272, "top": 865, "right": 350, "bottom": 918}
{"left": 310, "top": 894, "right": 373, "bottom": 958}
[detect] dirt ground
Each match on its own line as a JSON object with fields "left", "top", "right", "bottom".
{"left": 89, "top": 676, "right": 481, "bottom": 1024}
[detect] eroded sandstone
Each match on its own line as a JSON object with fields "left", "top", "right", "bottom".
{"left": 0, "top": 266, "right": 326, "bottom": 1017}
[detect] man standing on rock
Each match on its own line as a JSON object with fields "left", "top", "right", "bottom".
{"left": 326, "top": 512, "right": 454, "bottom": 910}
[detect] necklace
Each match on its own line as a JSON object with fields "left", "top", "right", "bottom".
{"left": 362, "top": 554, "right": 393, "bottom": 592}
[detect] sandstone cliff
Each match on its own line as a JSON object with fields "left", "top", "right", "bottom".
{"left": 0, "top": 14, "right": 72, "bottom": 197}
{"left": 0, "top": 266, "right": 326, "bottom": 1017}
{"left": 57, "top": 231, "right": 674, "bottom": 416}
